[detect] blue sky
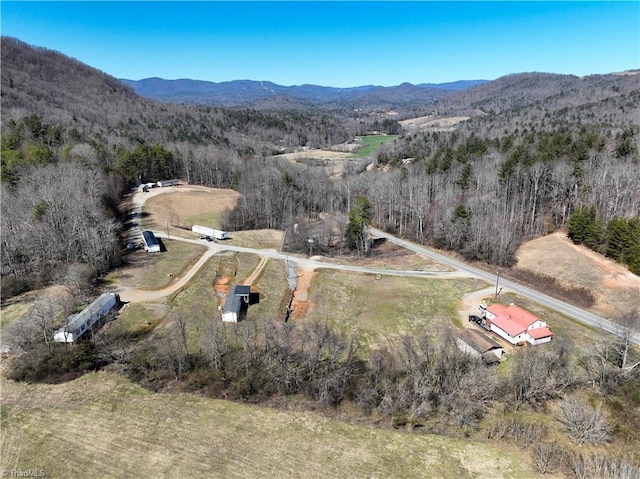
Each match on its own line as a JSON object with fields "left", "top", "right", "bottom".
{"left": 1, "top": 1, "right": 639, "bottom": 87}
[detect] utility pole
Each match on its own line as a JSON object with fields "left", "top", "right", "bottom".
{"left": 165, "top": 220, "right": 169, "bottom": 240}
{"left": 495, "top": 267, "right": 502, "bottom": 298}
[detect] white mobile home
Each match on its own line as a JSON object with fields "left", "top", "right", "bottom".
{"left": 191, "top": 224, "right": 228, "bottom": 240}
{"left": 142, "top": 230, "right": 161, "bottom": 253}
{"left": 53, "top": 293, "right": 120, "bottom": 343}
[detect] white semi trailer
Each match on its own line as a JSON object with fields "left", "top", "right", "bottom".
{"left": 191, "top": 224, "right": 228, "bottom": 240}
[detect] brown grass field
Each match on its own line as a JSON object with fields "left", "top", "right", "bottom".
{"left": 0, "top": 372, "right": 537, "bottom": 479}
{"left": 515, "top": 231, "right": 640, "bottom": 319}
{"left": 141, "top": 186, "right": 240, "bottom": 234}
{"left": 303, "top": 270, "right": 487, "bottom": 351}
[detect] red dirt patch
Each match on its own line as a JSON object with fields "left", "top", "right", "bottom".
{"left": 290, "top": 266, "right": 315, "bottom": 320}
{"left": 213, "top": 275, "right": 233, "bottom": 302}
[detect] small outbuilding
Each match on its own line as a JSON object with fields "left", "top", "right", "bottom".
{"left": 456, "top": 329, "right": 505, "bottom": 364}
{"left": 222, "top": 285, "right": 251, "bottom": 322}
{"left": 141, "top": 230, "right": 161, "bottom": 253}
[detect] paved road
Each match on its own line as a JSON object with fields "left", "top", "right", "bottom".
{"left": 368, "top": 228, "right": 640, "bottom": 345}
{"left": 118, "top": 186, "right": 638, "bottom": 344}
{"left": 117, "top": 230, "right": 470, "bottom": 303}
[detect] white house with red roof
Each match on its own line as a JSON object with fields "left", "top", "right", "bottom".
{"left": 480, "top": 303, "right": 554, "bottom": 345}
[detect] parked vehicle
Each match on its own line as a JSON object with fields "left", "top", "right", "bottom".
{"left": 468, "top": 314, "right": 490, "bottom": 331}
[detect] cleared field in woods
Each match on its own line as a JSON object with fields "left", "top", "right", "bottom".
{"left": 303, "top": 270, "right": 486, "bottom": 351}
{"left": 352, "top": 135, "right": 398, "bottom": 158}
{"left": 141, "top": 186, "right": 239, "bottom": 233}
{"left": 0, "top": 372, "right": 536, "bottom": 479}
{"left": 515, "top": 231, "right": 640, "bottom": 320}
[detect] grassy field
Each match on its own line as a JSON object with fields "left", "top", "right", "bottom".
{"left": 0, "top": 300, "right": 30, "bottom": 327}
{"left": 250, "top": 259, "right": 291, "bottom": 322}
{"left": 303, "top": 270, "right": 486, "bottom": 351}
{"left": 142, "top": 187, "right": 239, "bottom": 232}
{"left": 110, "top": 303, "right": 168, "bottom": 338}
{"left": 224, "top": 229, "right": 283, "bottom": 250}
{"left": 158, "top": 251, "right": 262, "bottom": 343}
{"left": 353, "top": 135, "right": 399, "bottom": 158}
{"left": 105, "top": 240, "right": 207, "bottom": 290}
{"left": 0, "top": 372, "right": 536, "bottom": 479}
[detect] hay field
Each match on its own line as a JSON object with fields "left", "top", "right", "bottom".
{"left": 0, "top": 372, "right": 536, "bottom": 479}
{"left": 142, "top": 186, "right": 239, "bottom": 233}
{"left": 399, "top": 115, "right": 470, "bottom": 133}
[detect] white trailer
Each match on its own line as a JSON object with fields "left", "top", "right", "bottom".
{"left": 157, "top": 179, "right": 180, "bottom": 187}
{"left": 191, "top": 224, "right": 228, "bottom": 240}
{"left": 54, "top": 293, "right": 120, "bottom": 343}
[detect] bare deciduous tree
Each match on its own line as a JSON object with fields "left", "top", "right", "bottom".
{"left": 557, "top": 396, "right": 612, "bottom": 445}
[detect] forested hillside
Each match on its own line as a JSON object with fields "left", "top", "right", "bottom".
{"left": 367, "top": 71, "right": 640, "bottom": 267}
{"left": 2, "top": 36, "right": 639, "bottom": 300}
{"left": 0, "top": 37, "right": 348, "bottom": 297}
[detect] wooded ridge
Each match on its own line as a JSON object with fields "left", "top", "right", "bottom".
{"left": 120, "top": 77, "right": 488, "bottom": 107}
{"left": 1, "top": 36, "right": 639, "bottom": 299}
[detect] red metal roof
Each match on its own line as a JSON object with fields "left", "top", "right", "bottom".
{"left": 487, "top": 304, "right": 553, "bottom": 340}
{"left": 490, "top": 314, "right": 528, "bottom": 336}
{"left": 528, "top": 327, "right": 554, "bottom": 339}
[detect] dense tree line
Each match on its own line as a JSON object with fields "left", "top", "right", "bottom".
{"left": 568, "top": 207, "right": 640, "bottom": 274}
{"left": 1, "top": 163, "right": 121, "bottom": 296}
{"left": 358, "top": 125, "right": 640, "bottom": 266}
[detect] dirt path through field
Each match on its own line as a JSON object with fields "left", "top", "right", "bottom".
{"left": 243, "top": 256, "right": 269, "bottom": 286}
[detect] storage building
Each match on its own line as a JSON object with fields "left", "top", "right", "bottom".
{"left": 222, "top": 285, "right": 251, "bottom": 322}
{"left": 142, "top": 230, "right": 161, "bottom": 253}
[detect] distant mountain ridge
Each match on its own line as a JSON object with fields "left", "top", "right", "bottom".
{"left": 120, "top": 77, "right": 488, "bottom": 106}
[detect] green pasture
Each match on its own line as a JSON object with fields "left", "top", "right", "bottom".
{"left": 353, "top": 135, "right": 398, "bottom": 158}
